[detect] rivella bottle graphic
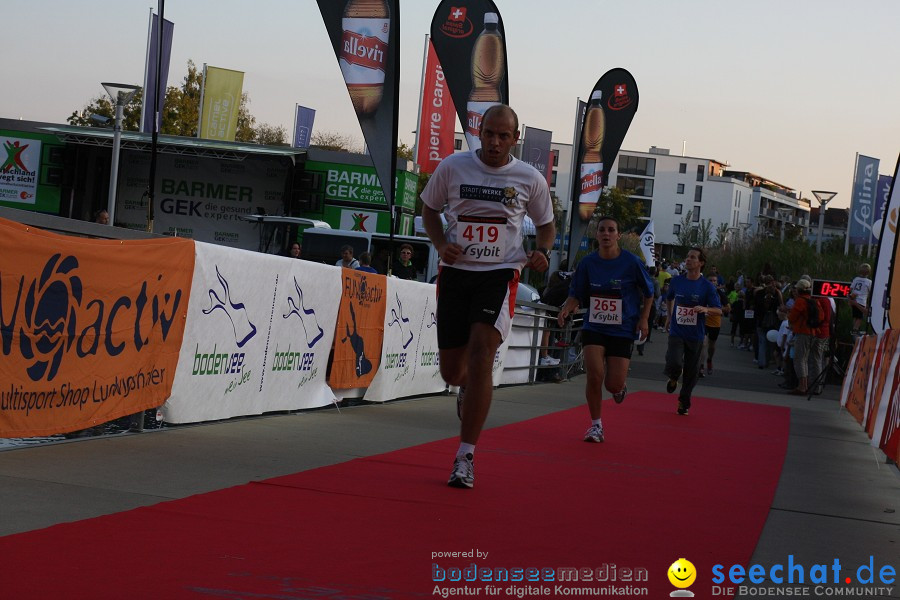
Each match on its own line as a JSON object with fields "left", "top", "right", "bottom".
{"left": 578, "top": 90, "right": 605, "bottom": 221}
{"left": 465, "top": 12, "right": 504, "bottom": 151}
{"left": 339, "top": 0, "right": 390, "bottom": 117}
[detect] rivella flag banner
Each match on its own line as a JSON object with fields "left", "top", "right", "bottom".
{"left": 875, "top": 155, "right": 900, "bottom": 333}
{"left": 199, "top": 66, "right": 244, "bottom": 141}
{"left": 416, "top": 38, "right": 456, "bottom": 174}
{"left": 566, "top": 69, "right": 639, "bottom": 265}
{"left": 162, "top": 243, "right": 341, "bottom": 424}
{"left": 430, "top": 0, "right": 507, "bottom": 152}
{"left": 0, "top": 136, "right": 40, "bottom": 204}
{"left": 848, "top": 154, "right": 880, "bottom": 245}
{"left": 521, "top": 126, "right": 552, "bottom": 186}
{"left": 140, "top": 12, "right": 174, "bottom": 134}
{"left": 0, "top": 217, "right": 194, "bottom": 437}
{"left": 329, "top": 269, "right": 387, "bottom": 389}
{"left": 364, "top": 278, "right": 444, "bottom": 401}
{"left": 639, "top": 220, "right": 656, "bottom": 266}
{"left": 293, "top": 105, "right": 316, "bottom": 149}
{"left": 316, "top": 0, "right": 400, "bottom": 213}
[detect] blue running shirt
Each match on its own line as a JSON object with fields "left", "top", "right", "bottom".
{"left": 569, "top": 250, "right": 654, "bottom": 339}
{"left": 666, "top": 275, "right": 722, "bottom": 341}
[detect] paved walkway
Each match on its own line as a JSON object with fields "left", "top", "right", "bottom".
{"left": 1, "top": 331, "right": 898, "bottom": 596}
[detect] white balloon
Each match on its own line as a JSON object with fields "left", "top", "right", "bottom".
{"left": 766, "top": 329, "right": 779, "bottom": 343}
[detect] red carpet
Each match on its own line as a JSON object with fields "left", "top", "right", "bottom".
{"left": 0, "top": 392, "right": 788, "bottom": 599}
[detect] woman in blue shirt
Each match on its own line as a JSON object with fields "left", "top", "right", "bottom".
{"left": 558, "top": 216, "right": 654, "bottom": 443}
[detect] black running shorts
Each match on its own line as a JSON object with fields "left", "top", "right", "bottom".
{"left": 580, "top": 330, "right": 634, "bottom": 359}
{"left": 436, "top": 266, "right": 519, "bottom": 349}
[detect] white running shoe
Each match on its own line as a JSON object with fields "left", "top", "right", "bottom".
{"left": 448, "top": 453, "right": 475, "bottom": 488}
{"left": 583, "top": 423, "right": 604, "bottom": 443}
{"left": 539, "top": 355, "right": 560, "bottom": 366}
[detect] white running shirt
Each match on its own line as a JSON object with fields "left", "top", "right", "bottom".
{"left": 421, "top": 151, "right": 554, "bottom": 272}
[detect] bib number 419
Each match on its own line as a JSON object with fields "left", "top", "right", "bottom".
{"left": 462, "top": 224, "right": 499, "bottom": 244}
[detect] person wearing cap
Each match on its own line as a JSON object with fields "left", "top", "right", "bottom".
{"left": 787, "top": 278, "right": 818, "bottom": 395}
{"left": 849, "top": 263, "right": 872, "bottom": 335}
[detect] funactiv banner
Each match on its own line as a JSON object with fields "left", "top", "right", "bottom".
{"left": 140, "top": 12, "right": 174, "bottom": 134}
{"left": 430, "top": 0, "right": 508, "bottom": 152}
{"left": 162, "top": 242, "right": 340, "bottom": 423}
{"left": 0, "top": 217, "right": 194, "bottom": 437}
{"left": 316, "top": 0, "right": 400, "bottom": 216}
{"left": 329, "top": 268, "right": 387, "bottom": 389}
{"left": 364, "top": 277, "right": 444, "bottom": 401}
{"left": 415, "top": 37, "right": 456, "bottom": 174}
{"left": 198, "top": 65, "right": 244, "bottom": 141}
{"left": 567, "top": 69, "right": 640, "bottom": 266}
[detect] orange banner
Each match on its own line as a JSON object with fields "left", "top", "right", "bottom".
{"left": 844, "top": 335, "right": 878, "bottom": 425}
{"left": 867, "top": 330, "right": 900, "bottom": 438}
{"left": 0, "top": 218, "right": 194, "bottom": 437}
{"left": 328, "top": 269, "right": 386, "bottom": 389}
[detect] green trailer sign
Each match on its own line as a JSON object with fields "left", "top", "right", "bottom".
{"left": 305, "top": 160, "right": 417, "bottom": 211}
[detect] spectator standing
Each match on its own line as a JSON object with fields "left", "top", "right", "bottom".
{"left": 849, "top": 263, "right": 872, "bottom": 334}
{"left": 393, "top": 244, "right": 418, "bottom": 280}
{"left": 787, "top": 278, "right": 818, "bottom": 395}
{"left": 753, "top": 275, "right": 783, "bottom": 369}
{"left": 336, "top": 245, "right": 360, "bottom": 269}
{"left": 356, "top": 252, "right": 378, "bottom": 273}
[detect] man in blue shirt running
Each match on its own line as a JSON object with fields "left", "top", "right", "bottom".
{"left": 558, "top": 216, "right": 654, "bottom": 442}
{"left": 664, "top": 247, "right": 722, "bottom": 415}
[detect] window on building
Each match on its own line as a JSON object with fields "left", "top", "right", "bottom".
{"left": 618, "top": 155, "right": 656, "bottom": 176}
{"left": 552, "top": 150, "right": 559, "bottom": 167}
{"left": 550, "top": 171, "right": 557, "bottom": 187}
{"left": 692, "top": 206, "right": 701, "bottom": 222}
{"left": 675, "top": 204, "right": 683, "bottom": 215}
{"left": 673, "top": 224, "right": 681, "bottom": 235}
{"left": 615, "top": 176, "right": 653, "bottom": 197}
{"left": 454, "top": 139, "right": 463, "bottom": 150}
{"left": 679, "top": 163, "right": 687, "bottom": 174}
{"left": 677, "top": 183, "right": 685, "bottom": 194}
{"left": 694, "top": 186, "right": 703, "bottom": 202}
{"left": 696, "top": 164, "right": 705, "bottom": 182}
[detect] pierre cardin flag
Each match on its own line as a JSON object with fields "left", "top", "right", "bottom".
{"left": 316, "top": 0, "right": 400, "bottom": 216}
{"left": 415, "top": 37, "right": 457, "bottom": 174}
{"left": 566, "top": 69, "right": 639, "bottom": 264}
{"left": 430, "top": 0, "right": 508, "bottom": 152}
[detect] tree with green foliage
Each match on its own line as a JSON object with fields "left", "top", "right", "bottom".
{"left": 676, "top": 209, "right": 695, "bottom": 246}
{"left": 586, "top": 186, "right": 645, "bottom": 237}
{"left": 67, "top": 60, "right": 285, "bottom": 144}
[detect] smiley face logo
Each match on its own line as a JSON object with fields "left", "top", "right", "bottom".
{"left": 668, "top": 558, "right": 696, "bottom": 589}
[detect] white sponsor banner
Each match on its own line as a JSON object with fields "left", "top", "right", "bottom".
{"left": 501, "top": 307, "right": 542, "bottom": 385}
{"left": 0, "top": 136, "right": 41, "bottom": 204}
{"left": 871, "top": 161, "right": 898, "bottom": 333}
{"left": 163, "top": 242, "right": 340, "bottom": 423}
{"left": 364, "top": 278, "right": 444, "bottom": 401}
{"left": 116, "top": 152, "right": 288, "bottom": 249}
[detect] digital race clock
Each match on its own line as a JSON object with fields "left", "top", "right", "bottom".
{"left": 811, "top": 279, "right": 851, "bottom": 299}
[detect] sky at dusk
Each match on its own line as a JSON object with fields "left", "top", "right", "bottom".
{"left": 5, "top": 0, "right": 899, "bottom": 208}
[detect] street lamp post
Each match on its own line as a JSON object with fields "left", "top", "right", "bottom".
{"left": 812, "top": 190, "right": 837, "bottom": 254}
{"left": 777, "top": 207, "right": 792, "bottom": 242}
{"left": 101, "top": 83, "right": 139, "bottom": 226}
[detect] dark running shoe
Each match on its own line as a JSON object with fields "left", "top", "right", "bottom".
{"left": 612, "top": 385, "right": 627, "bottom": 404}
{"left": 666, "top": 378, "right": 678, "bottom": 394}
{"left": 448, "top": 453, "right": 474, "bottom": 488}
{"left": 677, "top": 400, "right": 690, "bottom": 416}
